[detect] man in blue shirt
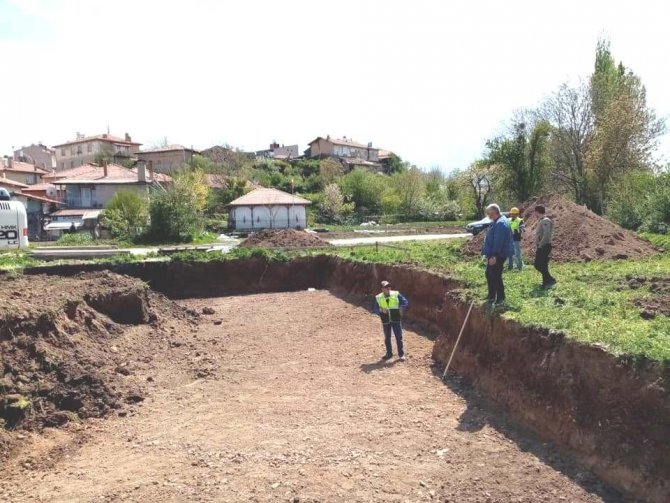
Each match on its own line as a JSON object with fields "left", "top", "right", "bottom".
{"left": 481, "top": 204, "right": 513, "bottom": 306}
{"left": 374, "top": 280, "right": 409, "bottom": 361}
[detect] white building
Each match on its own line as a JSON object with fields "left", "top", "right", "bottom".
{"left": 228, "top": 188, "right": 310, "bottom": 231}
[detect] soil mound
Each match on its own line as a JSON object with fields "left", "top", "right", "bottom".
{"left": 465, "top": 194, "right": 658, "bottom": 262}
{"left": 0, "top": 271, "right": 193, "bottom": 458}
{"left": 240, "top": 229, "right": 332, "bottom": 249}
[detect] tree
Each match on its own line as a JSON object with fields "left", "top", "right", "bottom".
{"left": 462, "top": 161, "right": 495, "bottom": 218}
{"left": 147, "top": 169, "right": 210, "bottom": 242}
{"left": 319, "top": 158, "right": 344, "bottom": 186}
{"left": 385, "top": 153, "right": 408, "bottom": 175}
{"left": 390, "top": 167, "right": 425, "bottom": 218}
{"left": 542, "top": 82, "right": 594, "bottom": 205}
{"left": 101, "top": 190, "right": 148, "bottom": 239}
{"left": 339, "top": 168, "right": 383, "bottom": 215}
{"left": 485, "top": 116, "right": 551, "bottom": 203}
{"left": 319, "top": 183, "right": 345, "bottom": 223}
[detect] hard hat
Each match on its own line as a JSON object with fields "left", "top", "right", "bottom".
{"left": 381, "top": 280, "right": 391, "bottom": 287}
{"left": 510, "top": 207, "right": 520, "bottom": 215}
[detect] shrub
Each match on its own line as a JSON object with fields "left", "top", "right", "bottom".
{"left": 56, "top": 232, "right": 94, "bottom": 246}
{"left": 101, "top": 190, "right": 148, "bottom": 239}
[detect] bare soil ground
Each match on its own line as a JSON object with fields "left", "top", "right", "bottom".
{"left": 240, "top": 229, "right": 333, "bottom": 249}
{"left": 0, "top": 291, "right": 624, "bottom": 502}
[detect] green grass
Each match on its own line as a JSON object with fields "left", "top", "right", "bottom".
{"left": 0, "top": 251, "right": 40, "bottom": 270}
{"left": 640, "top": 232, "right": 670, "bottom": 251}
{"left": 311, "top": 220, "right": 468, "bottom": 232}
{"left": 327, "top": 240, "right": 670, "bottom": 362}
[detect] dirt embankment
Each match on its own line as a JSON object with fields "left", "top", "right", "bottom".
{"left": 466, "top": 194, "right": 658, "bottom": 262}
{"left": 17, "top": 257, "right": 670, "bottom": 502}
{"left": 240, "top": 228, "right": 333, "bottom": 248}
{"left": 0, "top": 272, "right": 195, "bottom": 460}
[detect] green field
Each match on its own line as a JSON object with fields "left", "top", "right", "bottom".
{"left": 330, "top": 240, "right": 670, "bottom": 363}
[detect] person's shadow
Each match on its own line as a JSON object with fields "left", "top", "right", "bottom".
{"left": 360, "top": 359, "right": 399, "bottom": 374}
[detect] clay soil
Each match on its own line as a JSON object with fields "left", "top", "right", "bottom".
{"left": 465, "top": 194, "right": 658, "bottom": 262}
{"left": 0, "top": 290, "right": 623, "bottom": 502}
{"left": 240, "top": 229, "right": 333, "bottom": 249}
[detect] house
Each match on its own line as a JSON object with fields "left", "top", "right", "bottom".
{"left": 306, "top": 136, "right": 380, "bottom": 163}
{"left": 44, "top": 163, "right": 171, "bottom": 209}
{"left": 12, "top": 192, "right": 63, "bottom": 239}
{"left": 228, "top": 187, "right": 310, "bottom": 231}
{"left": 0, "top": 177, "right": 29, "bottom": 194}
{"left": 1, "top": 158, "right": 49, "bottom": 185}
{"left": 43, "top": 208, "right": 102, "bottom": 240}
{"left": 53, "top": 132, "right": 142, "bottom": 170}
{"left": 137, "top": 144, "right": 199, "bottom": 174}
{"left": 14, "top": 143, "right": 56, "bottom": 172}
{"left": 255, "top": 142, "right": 300, "bottom": 160}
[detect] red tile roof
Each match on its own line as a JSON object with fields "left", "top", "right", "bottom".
{"left": 21, "top": 183, "right": 57, "bottom": 192}
{"left": 228, "top": 188, "right": 311, "bottom": 206}
{"left": 44, "top": 163, "right": 171, "bottom": 184}
{"left": 53, "top": 134, "right": 141, "bottom": 148}
{"left": 0, "top": 177, "right": 29, "bottom": 188}
{"left": 1, "top": 160, "right": 49, "bottom": 174}
{"left": 17, "top": 192, "right": 63, "bottom": 205}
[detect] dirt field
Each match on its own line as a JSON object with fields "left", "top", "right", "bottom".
{"left": 0, "top": 291, "right": 624, "bottom": 502}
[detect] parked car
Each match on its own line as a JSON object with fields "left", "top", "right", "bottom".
{"left": 465, "top": 212, "right": 510, "bottom": 235}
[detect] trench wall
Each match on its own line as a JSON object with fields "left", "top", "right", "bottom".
{"left": 25, "top": 257, "right": 670, "bottom": 502}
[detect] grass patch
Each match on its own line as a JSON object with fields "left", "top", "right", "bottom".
{"left": 312, "top": 220, "right": 467, "bottom": 232}
{"left": 640, "top": 232, "right": 670, "bottom": 252}
{"left": 327, "top": 240, "right": 670, "bottom": 362}
{"left": 0, "top": 251, "right": 40, "bottom": 270}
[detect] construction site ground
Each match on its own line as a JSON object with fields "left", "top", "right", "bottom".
{"left": 0, "top": 291, "right": 623, "bottom": 503}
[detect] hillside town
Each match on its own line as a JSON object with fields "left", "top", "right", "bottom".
{"left": 2, "top": 133, "right": 395, "bottom": 240}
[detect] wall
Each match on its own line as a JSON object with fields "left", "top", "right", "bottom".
{"left": 231, "top": 204, "right": 307, "bottom": 230}
{"left": 138, "top": 150, "right": 193, "bottom": 174}
{"left": 63, "top": 183, "right": 148, "bottom": 208}
{"left": 14, "top": 145, "right": 56, "bottom": 171}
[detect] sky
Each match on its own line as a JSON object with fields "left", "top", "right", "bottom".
{"left": 0, "top": 0, "right": 669, "bottom": 172}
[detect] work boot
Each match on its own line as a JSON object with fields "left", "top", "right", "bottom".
{"left": 381, "top": 354, "right": 393, "bottom": 361}
{"left": 398, "top": 355, "right": 406, "bottom": 362}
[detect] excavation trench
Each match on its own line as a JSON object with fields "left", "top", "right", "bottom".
{"left": 20, "top": 257, "right": 670, "bottom": 502}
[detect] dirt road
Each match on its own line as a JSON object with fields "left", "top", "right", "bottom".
{"left": 0, "top": 291, "right": 622, "bottom": 502}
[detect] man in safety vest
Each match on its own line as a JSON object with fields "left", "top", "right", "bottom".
{"left": 374, "top": 280, "right": 409, "bottom": 361}
{"left": 507, "top": 207, "right": 525, "bottom": 271}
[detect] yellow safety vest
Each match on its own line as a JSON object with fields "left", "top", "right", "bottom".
{"left": 376, "top": 291, "right": 400, "bottom": 309}
{"left": 510, "top": 217, "right": 523, "bottom": 231}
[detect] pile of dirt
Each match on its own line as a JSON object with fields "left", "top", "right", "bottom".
{"left": 239, "top": 228, "right": 333, "bottom": 249}
{"left": 465, "top": 194, "right": 658, "bottom": 262}
{"left": 0, "top": 271, "right": 194, "bottom": 457}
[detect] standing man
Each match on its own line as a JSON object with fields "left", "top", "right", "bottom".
{"left": 534, "top": 205, "right": 557, "bottom": 288}
{"left": 481, "top": 204, "right": 513, "bottom": 306}
{"left": 508, "top": 207, "right": 525, "bottom": 271}
{"left": 374, "top": 281, "right": 409, "bottom": 361}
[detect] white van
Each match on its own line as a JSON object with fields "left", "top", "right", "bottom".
{"left": 0, "top": 188, "right": 30, "bottom": 249}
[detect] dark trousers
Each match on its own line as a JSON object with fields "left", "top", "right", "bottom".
{"left": 485, "top": 257, "right": 505, "bottom": 302}
{"left": 534, "top": 244, "right": 556, "bottom": 286}
{"left": 383, "top": 322, "right": 404, "bottom": 357}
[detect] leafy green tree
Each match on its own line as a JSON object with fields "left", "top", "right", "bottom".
{"left": 385, "top": 152, "right": 408, "bottom": 174}
{"left": 461, "top": 161, "right": 495, "bottom": 218}
{"left": 339, "top": 168, "right": 383, "bottom": 215}
{"left": 148, "top": 170, "right": 209, "bottom": 242}
{"left": 318, "top": 183, "right": 346, "bottom": 223}
{"left": 486, "top": 117, "right": 551, "bottom": 203}
{"left": 102, "top": 190, "right": 148, "bottom": 239}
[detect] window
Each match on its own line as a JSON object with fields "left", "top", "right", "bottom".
{"left": 87, "top": 143, "right": 92, "bottom": 153}
{"left": 70, "top": 161, "right": 74, "bottom": 168}
{"left": 70, "top": 147, "right": 75, "bottom": 155}
{"left": 61, "top": 148, "right": 66, "bottom": 156}
{"left": 61, "top": 162, "right": 65, "bottom": 169}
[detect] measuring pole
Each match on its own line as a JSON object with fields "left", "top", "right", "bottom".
{"left": 442, "top": 300, "right": 475, "bottom": 379}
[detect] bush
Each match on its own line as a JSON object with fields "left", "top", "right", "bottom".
{"left": 56, "top": 232, "right": 94, "bottom": 246}
{"left": 101, "top": 190, "right": 148, "bottom": 239}
{"left": 147, "top": 170, "right": 210, "bottom": 243}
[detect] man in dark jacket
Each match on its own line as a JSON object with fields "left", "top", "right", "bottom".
{"left": 481, "top": 204, "right": 513, "bottom": 306}
{"left": 374, "top": 280, "right": 409, "bottom": 361}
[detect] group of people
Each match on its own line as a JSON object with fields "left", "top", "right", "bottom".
{"left": 372, "top": 203, "right": 556, "bottom": 361}
{"left": 482, "top": 203, "right": 556, "bottom": 307}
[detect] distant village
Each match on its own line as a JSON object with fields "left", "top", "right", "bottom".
{"left": 2, "top": 133, "right": 395, "bottom": 239}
